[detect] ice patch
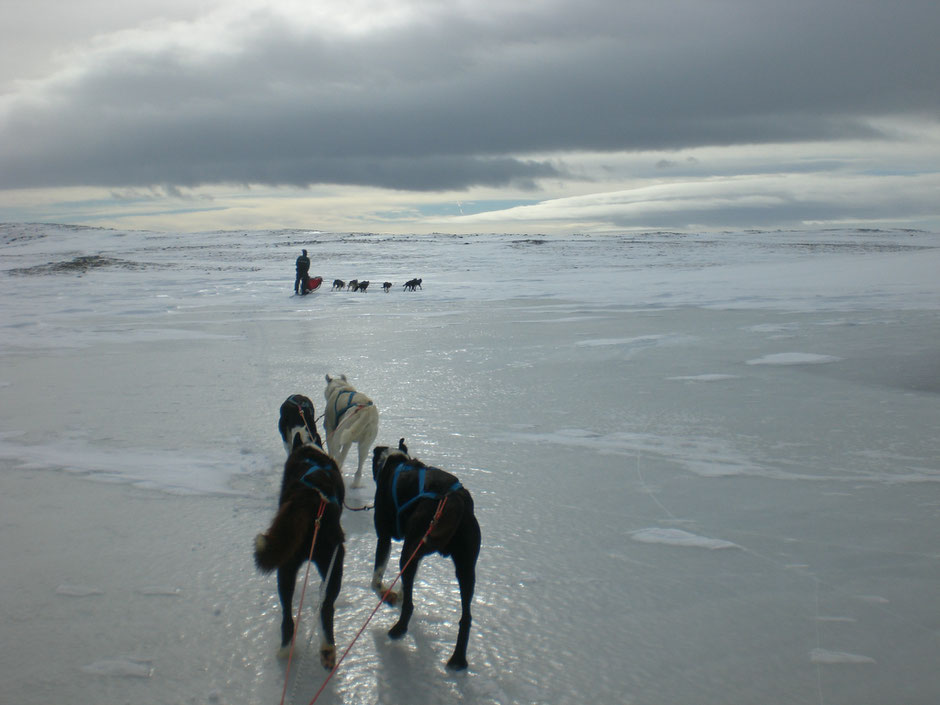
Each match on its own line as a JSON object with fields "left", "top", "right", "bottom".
{"left": 81, "top": 657, "right": 154, "bottom": 678}
{"left": 746, "top": 352, "right": 843, "bottom": 365}
{"left": 810, "top": 648, "right": 876, "bottom": 665}
{"left": 56, "top": 584, "right": 104, "bottom": 597}
{"left": 630, "top": 528, "right": 739, "bottom": 550}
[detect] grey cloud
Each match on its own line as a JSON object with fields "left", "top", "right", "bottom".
{"left": 1, "top": 0, "right": 937, "bottom": 192}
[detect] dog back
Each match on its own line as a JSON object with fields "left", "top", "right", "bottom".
{"left": 255, "top": 444, "right": 345, "bottom": 573}
{"left": 381, "top": 460, "right": 467, "bottom": 548}
{"left": 324, "top": 376, "right": 373, "bottom": 435}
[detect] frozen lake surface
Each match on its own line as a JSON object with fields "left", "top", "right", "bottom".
{"left": 1, "top": 224, "right": 938, "bottom": 704}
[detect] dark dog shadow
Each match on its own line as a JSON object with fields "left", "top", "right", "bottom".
{"left": 370, "top": 623, "right": 451, "bottom": 704}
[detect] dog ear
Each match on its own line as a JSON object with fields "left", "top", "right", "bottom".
{"left": 398, "top": 438, "right": 408, "bottom": 455}
{"left": 325, "top": 374, "right": 332, "bottom": 383}
{"left": 340, "top": 374, "right": 347, "bottom": 381}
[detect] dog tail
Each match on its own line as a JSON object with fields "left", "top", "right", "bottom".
{"left": 335, "top": 403, "right": 379, "bottom": 447}
{"left": 254, "top": 498, "right": 311, "bottom": 574}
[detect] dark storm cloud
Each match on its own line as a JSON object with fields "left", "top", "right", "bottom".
{"left": 1, "top": 0, "right": 937, "bottom": 192}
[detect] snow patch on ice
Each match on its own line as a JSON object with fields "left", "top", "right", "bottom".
{"left": 0, "top": 437, "right": 262, "bottom": 496}
{"left": 630, "top": 527, "right": 739, "bottom": 550}
{"left": 810, "top": 648, "right": 876, "bottom": 665}
{"left": 56, "top": 584, "right": 104, "bottom": 596}
{"left": 81, "top": 657, "right": 154, "bottom": 678}
{"left": 667, "top": 373, "right": 740, "bottom": 382}
{"left": 746, "top": 323, "right": 800, "bottom": 333}
{"left": 501, "top": 428, "right": 764, "bottom": 478}
{"left": 855, "top": 594, "right": 890, "bottom": 604}
{"left": 746, "top": 352, "right": 843, "bottom": 365}
{"left": 137, "top": 586, "right": 182, "bottom": 596}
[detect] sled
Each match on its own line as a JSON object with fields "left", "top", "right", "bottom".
{"left": 301, "top": 276, "right": 323, "bottom": 294}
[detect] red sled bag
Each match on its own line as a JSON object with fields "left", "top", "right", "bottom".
{"left": 302, "top": 276, "right": 323, "bottom": 294}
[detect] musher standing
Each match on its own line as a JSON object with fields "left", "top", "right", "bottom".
{"left": 295, "top": 249, "right": 311, "bottom": 294}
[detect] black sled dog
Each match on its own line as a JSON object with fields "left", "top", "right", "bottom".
{"left": 370, "top": 439, "right": 481, "bottom": 670}
{"left": 278, "top": 394, "right": 323, "bottom": 455}
{"left": 254, "top": 442, "right": 346, "bottom": 669}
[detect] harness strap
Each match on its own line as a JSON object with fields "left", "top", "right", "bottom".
{"left": 299, "top": 459, "right": 340, "bottom": 506}
{"left": 333, "top": 390, "right": 373, "bottom": 425}
{"left": 391, "top": 462, "right": 462, "bottom": 538}
{"left": 288, "top": 395, "right": 322, "bottom": 447}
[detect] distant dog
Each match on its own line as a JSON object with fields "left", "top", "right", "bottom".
{"left": 382, "top": 281, "right": 392, "bottom": 293}
{"left": 370, "top": 439, "right": 480, "bottom": 670}
{"left": 254, "top": 442, "right": 346, "bottom": 669}
{"left": 323, "top": 374, "right": 380, "bottom": 488}
{"left": 347, "top": 279, "right": 359, "bottom": 292}
{"left": 278, "top": 394, "right": 323, "bottom": 455}
{"left": 403, "top": 278, "right": 422, "bottom": 291}
{"left": 357, "top": 280, "right": 370, "bottom": 292}
{"left": 332, "top": 279, "right": 345, "bottom": 291}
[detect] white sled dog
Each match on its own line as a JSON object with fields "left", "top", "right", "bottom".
{"left": 323, "top": 374, "right": 379, "bottom": 488}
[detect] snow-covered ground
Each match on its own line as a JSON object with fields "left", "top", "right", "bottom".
{"left": 1, "top": 224, "right": 938, "bottom": 705}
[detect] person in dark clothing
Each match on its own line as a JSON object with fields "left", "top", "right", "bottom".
{"left": 295, "top": 249, "right": 311, "bottom": 294}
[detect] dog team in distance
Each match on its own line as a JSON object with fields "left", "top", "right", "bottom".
{"left": 255, "top": 375, "right": 480, "bottom": 674}
{"left": 328, "top": 278, "right": 422, "bottom": 292}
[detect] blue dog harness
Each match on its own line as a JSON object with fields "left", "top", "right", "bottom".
{"left": 391, "top": 462, "right": 462, "bottom": 538}
{"left": 333, "top": 390, "right": 373, "bottom": 423}
{"left": 299, "top": 458, "right": 340, "bottom": 506}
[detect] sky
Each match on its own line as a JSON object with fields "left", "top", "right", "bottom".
{"left": 1, "top": 0, "right": 938, "bottom": 234}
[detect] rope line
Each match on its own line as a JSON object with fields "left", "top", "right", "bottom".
{"left": 342, "top": 500, "right": 374, "bottom": 512}
{"left": 288, "top": 544, "right": 341, "bottom": 705}
{"left": 279, "top": 500, "right": 326, "bottom": 705}
{"left": 305, "top": 497, "right": 448, "bottom": 705}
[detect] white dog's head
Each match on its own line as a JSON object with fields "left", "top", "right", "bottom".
{"left": 324, "top": 373, "right": 350, "bottom": 400}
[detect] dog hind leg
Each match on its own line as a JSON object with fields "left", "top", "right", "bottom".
{"left": 447, "top": 547, "right": 477, "bottom": 670}
{"left": 371, "top": 534, "right": 400, "bottom": 605}
{"left": 388, "top": 538, "right": 426, "bottom": 639}
{"left": 275, "top": 561, "right": 302, "bottom": 658}
{"left": 352, "top": 440, "right": 370, "bottom": 488}
{"left": 334, "top": 442, "right": 351, "bottom": 472}
{"left": 315, "top": 543, "right": 344, "bottom": 669}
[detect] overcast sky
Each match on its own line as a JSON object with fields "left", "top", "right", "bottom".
{"left": 1, "top": 0, "right": 938, "bottom": 233}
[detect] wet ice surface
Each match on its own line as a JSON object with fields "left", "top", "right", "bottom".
{"left": 1, "top": 225, "right": 939, "bottom": 704}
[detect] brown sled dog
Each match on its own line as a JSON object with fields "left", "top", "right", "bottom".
{"left": 254, "top": 443, "right": 345, "bottom": 669}
{"left": 370, "top": 439, "right": 481, "bottom": 670}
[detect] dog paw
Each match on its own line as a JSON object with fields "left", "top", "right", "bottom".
{"left": 372, "top": 582, "right": 400, "bottom": 605}
{"left": 276, "top": 644, "right": 291, "bottom": 660}
{"left": 388, "top": 622, "right": 408, "bottom": 640}
{"left": 319, "top": 645, "right": 336, "bottom": 670}
{"left": 380, "top": 588, "right": 401, "bottom": 606}
{"left": 351, "top": 478, "right": 364, "bottom": 489}
{"left": 446, "top": 655, "right": 468, "bottom": 671}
